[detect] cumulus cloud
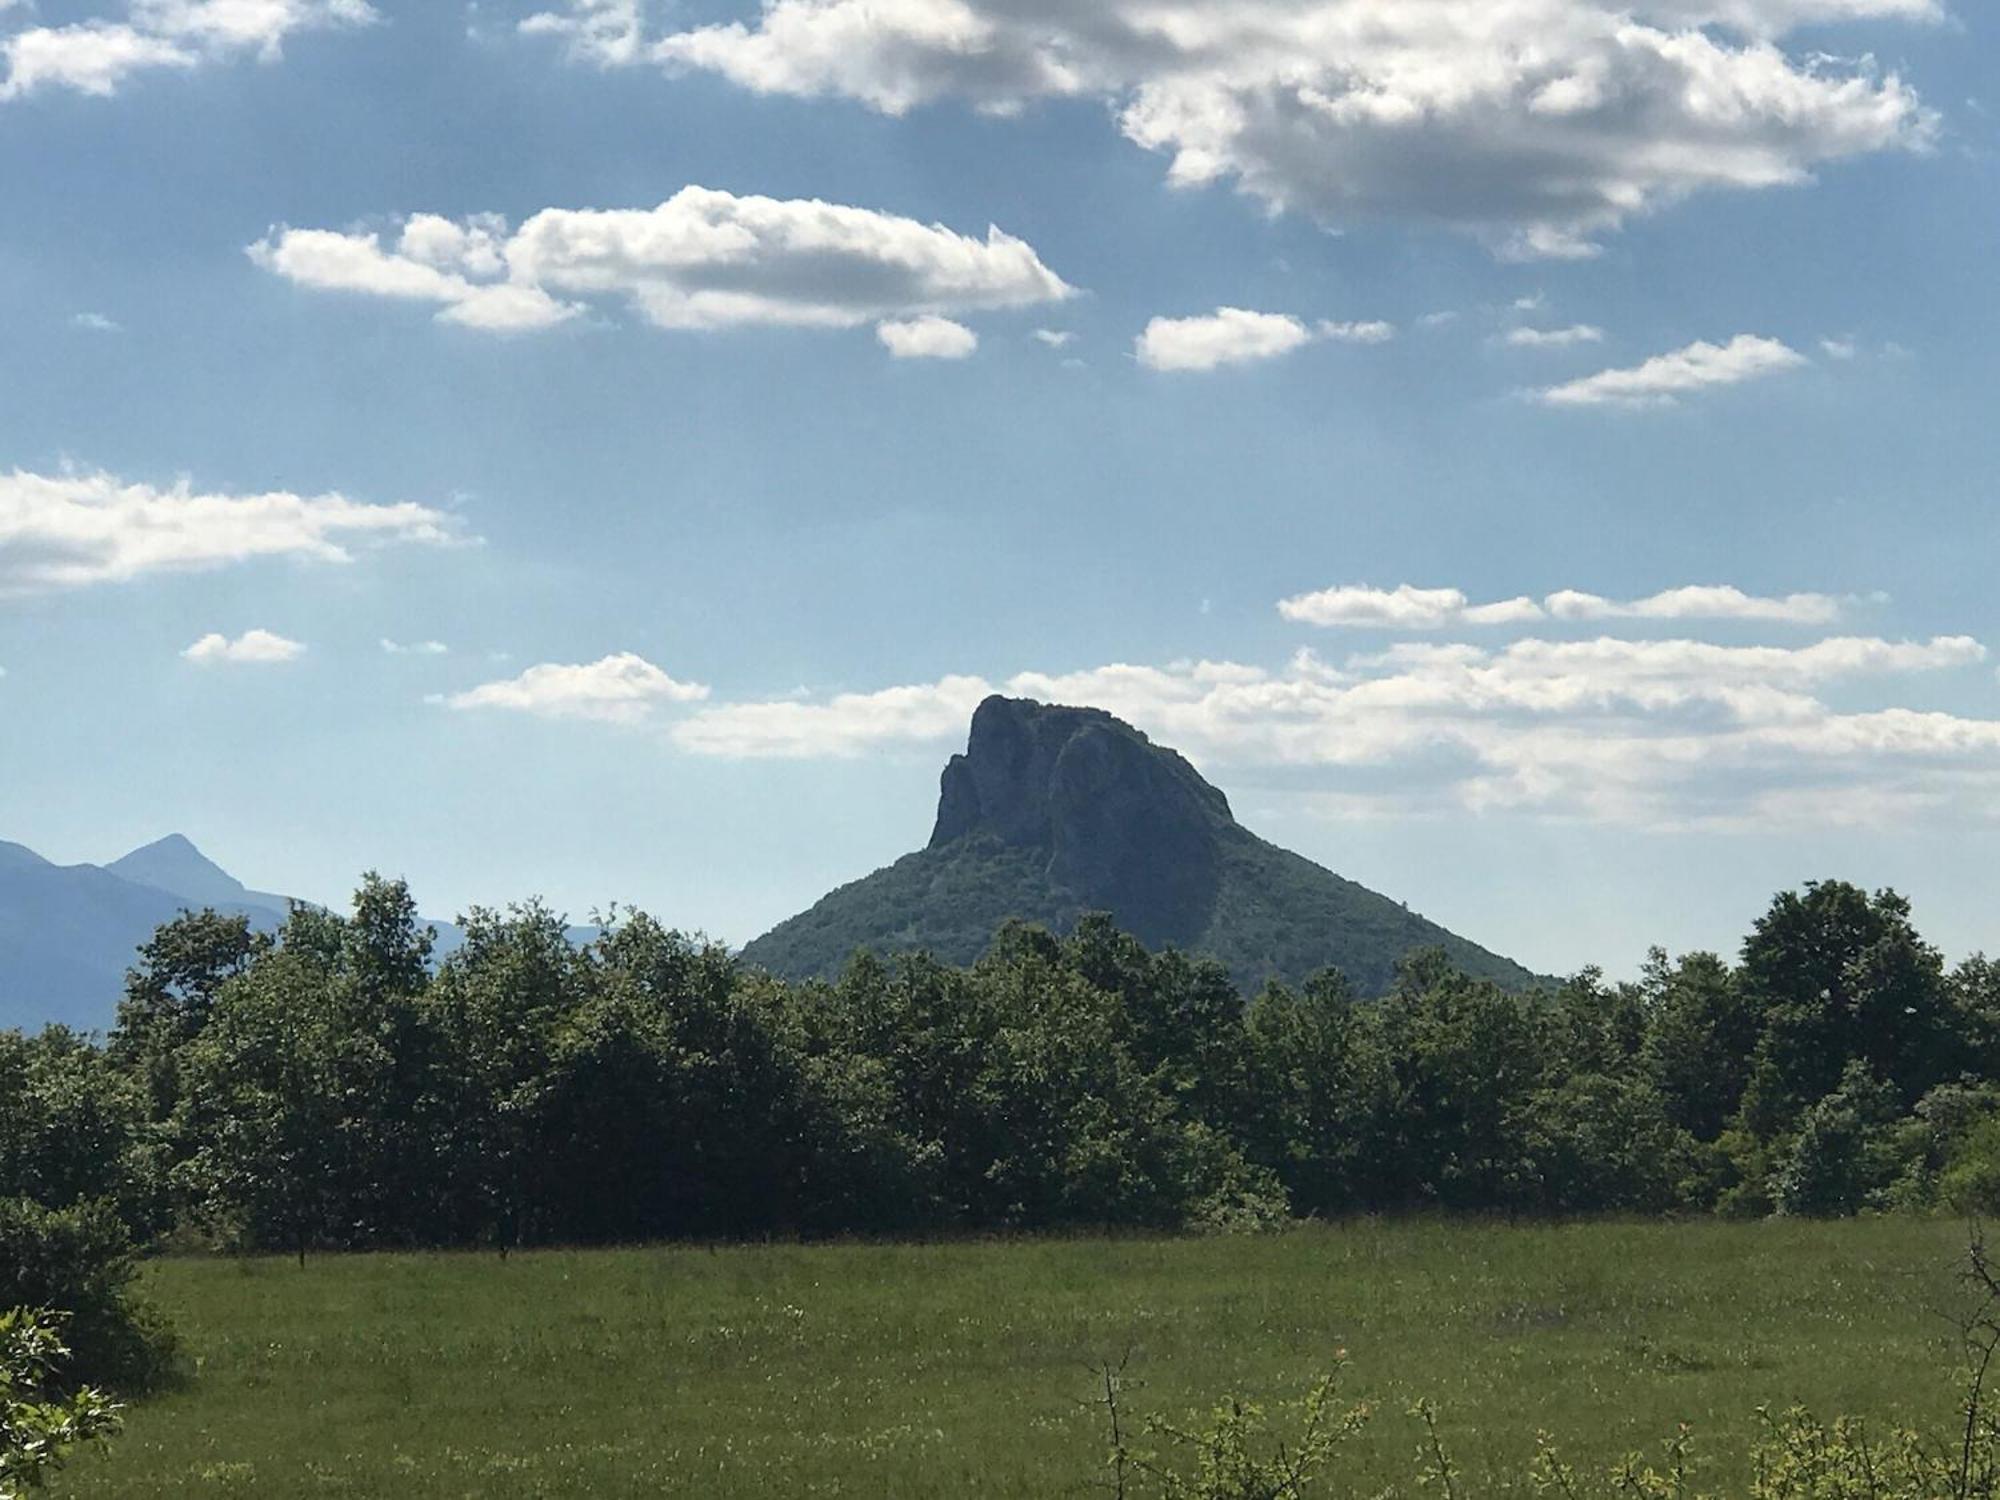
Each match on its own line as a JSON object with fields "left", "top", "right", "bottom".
{"left": 1136, "top": 307, "right": 1392, "bottom": 372}
{"left": 1137, "top": 308, "right": 1310, "bottom": 372}
{"left": 877, "top": 315, "right": 977, "bottom": 359}
{"left": 670, "top": 674, "right": 993, "bottom": 757}
{"left": 1278, "top": 585, "right": 1545, "bottom": 630}
{"left": 246, "top": 226, "right": 580, "bottom": 332}
{"left": 381, "top": 637, "right": 449, "bottom": 655}
{"left": 182, "top": 628, "right": 305, "bottom": 665}
{"left": 443, "top": 652, "right": 710, "bottom": 724}
{"left": 1033, "top": 328, "right": 1075, "bottom": 348}
{"left": 1506, "top": 324, "right": 1605, "bottom": 348}
{"left": 71, "top": 312, "right": 123, "bottom": 333}
{"left": 668, "top": 631, "right": 2000, "bottom": 830}
{"left": 1279, "top": 582, "right": 1852, "bottom": 629}
{"left": 1537, "top": 334, "right": 1808, "bottom": 407}
{"left": 1546, "top": 585, "right": 1844, "bottom": 624}
{"left": 1, "top": 0, "right": 373, "bottom": 101}
{"left": 522, "top": 0, "right": 1936, "bottom": 257}
{"left": 0, "top": 467, "right": 462, "bottom": 596}
{"left": 252, "top": 186, "right": 1073, "bottom": 340}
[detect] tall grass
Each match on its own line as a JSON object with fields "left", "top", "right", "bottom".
{"left": 60, "top": 1218, "right": 1969, "bottom": 1498}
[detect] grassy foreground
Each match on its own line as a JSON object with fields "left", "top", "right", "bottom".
{"left": 62, "top": 1219, "right": 1970, "bottom": 1498}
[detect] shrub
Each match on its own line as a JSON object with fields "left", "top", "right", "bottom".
{"left": 1092, "top": 1355, "right": 1371, "bottom": 1500}
{"left": 0, "top": 1199, "right": 175, "bottom": 1393}
{"left": 0, "top": 1308, "right": 121, "bottom": 1498}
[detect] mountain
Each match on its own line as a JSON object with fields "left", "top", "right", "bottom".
{"left": 104, "top": 834, "right": 293, "bottom": 914}
{"left": 0, "top": 836, "right": 292, "bottom": 1033}
{"left": 0, "top": 835, "right": 528, "bottom": 1035}
{"left": 741, "top": 695, "right": 1541, "bottom": 996}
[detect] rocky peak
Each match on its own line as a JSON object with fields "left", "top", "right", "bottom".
{"left": 928, "top": 696, "right": 1233, "bottom": 946}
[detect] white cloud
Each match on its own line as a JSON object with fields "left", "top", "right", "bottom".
{"left": 1137, "top": 308, "right": 1312, "bottom": 372}
{"left": 0, "top": 467, "right": 463, "bottom": 595}
{"left": 1280, "top": 582, "right": 1853, "bottom": 629}
{"left": 380, "top": 637, "right": 449, "bottom": 655}
{"left": 71, "top": 311, "right": 123, "bottom": 333}
{"left": 525, "top": 0, "right": 1936, "bottom": 257}
{"left": 1537, "top": 334, "right": 1808, "bottom": 407}
{"left": 253, "top": 186, "right": 1073, "bottom": 337}
{"left": 444, "top": 652, "right": 710, "bottom": 723}
{"left": 246, "top": 227, "right": 580, "bottom": 332}
{"left": 670, "top": 674, "right": 993, "bottom": 757}
{"left": 183, "top": 628, "right": 305, "bottom": 665}
{"left": 1546, "top": 585, "right": 1845, "bottom": 624}
{"left": 1821, "top": 336, "right": 1859, "bottom": 359}
{"left": 1318, "top": 319, "right": 1396, "bottom": 344}
{"left": 1033, "top": 328, "right": 1075, "bottom": 348}
{"left": 1506, "top": 324, "right": 1605, "bottom": 348}
{"left": 1278, "top": 585, "right": 1545, "bottom": 630}
{"left": 667, "top": 631, "right": 2000, "bottom": 831}
{"left": 1135, "top": 307, "right": 1390, "bottom": 372}
{"left": 1, "top": 0, "right": 373, "bottom": 101}
{"left": 877, "top": 315, "right": 977, "bottom": 359}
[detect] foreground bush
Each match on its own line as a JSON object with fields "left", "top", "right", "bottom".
{"left": 0, "top": 1200, "right": 174, "bottom": 1394}
{"left": 0, "top": 1309, "right": 120, "bottom": 1498}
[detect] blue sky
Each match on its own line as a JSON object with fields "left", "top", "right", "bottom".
{"left": 2, "top": 0, "right": 1997, "bottom": 978}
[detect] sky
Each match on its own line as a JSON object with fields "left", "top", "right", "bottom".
{"left": 1, "top": 0, "right": 1997, "bottom": 980}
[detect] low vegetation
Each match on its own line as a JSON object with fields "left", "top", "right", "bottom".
{"left": 42, "top": 1218, "right": 1981, "bottom": 1497}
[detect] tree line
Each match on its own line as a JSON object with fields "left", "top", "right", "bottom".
{"left": 8, "top": 874, "right": 2000, "bottom": 1273}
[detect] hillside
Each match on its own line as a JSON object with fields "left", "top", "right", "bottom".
{"left": 742, "top": 695, "right": 1539, "bottom": 995}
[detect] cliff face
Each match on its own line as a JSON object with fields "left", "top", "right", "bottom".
{"left": 928, "top": 697, "right": 1228, "bottom": 948}
{"left": 742, "top": 695, "right": 1542, "bottom": 996}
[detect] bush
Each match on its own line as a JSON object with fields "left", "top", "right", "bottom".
{"left": 0, "top": 1308, "right": 121, "bottom": 1498}
{"left": 0, "top": 1199, "right": 175, "bottom": 1393}
{"left": 1091, "top": 1355, "right": 1371, "bottom": 1499}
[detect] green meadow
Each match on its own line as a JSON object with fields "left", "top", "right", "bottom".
{"left": 61, "top": 1218, "right": 1971, "bottom": 1498}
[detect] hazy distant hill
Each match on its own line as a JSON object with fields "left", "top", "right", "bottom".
{"left": 0, "top": 836, "right": 291, "bottom": 1033}
{"left": 742, "top": 695, "right": 1540, "bottom": 996}
{"left": 103, "top": 833, "right": 296, "bottom": 916}
{"left": 0, "top": 835, "right": 476, "bottom": 1034}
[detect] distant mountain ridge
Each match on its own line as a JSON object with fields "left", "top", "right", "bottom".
{"left": 741, "top": 696, "right": 1541, "bottom": 996}
{"left": 105, "top": 834, "right": 296, "bottom": 914}
{"left": 0, "top": 837, "right": 481, "bottom": 1035}
{"left": 0, "top": 836, "right": 294, "bottom": 1033}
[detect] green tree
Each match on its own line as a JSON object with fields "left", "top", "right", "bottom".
{"left": 173, "top": 877, "right": 453, "bottom": 1255}
{"left": 0, "top": 1031, "right": 151, "bottom": 1227}
{"left": 1636, "top": 949, "right": 1759, "bottom": 1141}
{"left": 1243, "top": 971, "right": 1367, "bottom": 1218}
{"left": 1771, "top": 1061, "right": 1902, "bottom": 1217}
{"left": 111, "top": 909, "right": 270, "bottom": 1116}
{"left": 1737, "top": 883, "right": 1963, "bottom": 1134}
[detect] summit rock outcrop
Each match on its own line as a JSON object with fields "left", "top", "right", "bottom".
{"left": 742, "top": 695, "right": 1539, "bottom": 995}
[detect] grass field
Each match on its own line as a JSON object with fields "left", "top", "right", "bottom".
{"left": 59, "top": 1219, "right": 1974, "bottom": 1497}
